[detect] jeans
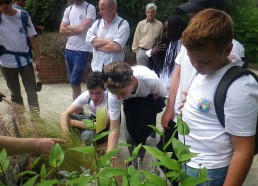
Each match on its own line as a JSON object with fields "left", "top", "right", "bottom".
{"left": 185, "top": 164, "right": 228, "bottom": 186}
{"left": 65, "top": 49, "right": 89, "bottom": 86}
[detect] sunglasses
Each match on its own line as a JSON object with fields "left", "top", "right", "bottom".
{"left": 102, "top": 72, "right": 132, "bottom": 82}
{"left": 0, "top": 0, "right": 12, "bottom": 5}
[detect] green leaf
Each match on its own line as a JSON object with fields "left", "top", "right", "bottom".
{"left": 127, "top": 166, "right": 142, "bottom": 185}
{"left": 66, "top": 176, "right": 94, "bottom": 185}
{"left": 97, "top": 167, "right": 127, "bottom": 178}
{"left": 155, "top": 156, "right": 181, "bottom": 172}
{"left": 37, "top": 179, "right": 60, "bottom": 186}
{"left": 31, "top": 155, "right": 42, "bottom": 169}
{"left": 117, "top": 143, "right": 132, "bottom": 148}
{"left": 141, "top": 170, "right": 166, "bottom": 186}
{"left": 83, "top": 119, "right": 95, "bottom": 130}
{"left": 172, "top": 138, "right": 191, "bottom": 159}
{"left": 176, "top": 116, "right": 190, "bottom": 135}
{"left": 23, "top": 175, "right": 39, "bottom": 186}
{"left": 0, "top": 149, "right": 9, "bottom": 173}
{"left": 40, "top": 164, "right": 47, "bottom": 179}
{"left": 165, "top": 171, "right": 179, "bottom": 181}
{"left": 180, "top": 172, "right": 210, "bottom": 186}
{"left": 94, "top": 130, "right": 111, "bottom": 141}
{"left": 143, "top": 145, "right": 164, "bottom": 157}
{"left": 198, "top": 167, "right": 208, "bottom": 178}
{"left": 147, "top": 125, "right": 164, "bottom": 137}
{"left": 179, "top": 152, "right": 199, "bottom": 162}
{"left": 132, "top": 144, "right": 142, "bottom": 158}
{"left": 97, "top": 148, "right": 120, "bottom": 168}
{"left": 17, "top": 171, "right": 37, "bottom": 177}
{"left": 121, "top": 175, "right": 129, "bottom": 186}
{"left": 69, "top": 146, "right": 96, "bottom": 155}
{"left": 49, "top": 143, "right": 64, "bottom": 167}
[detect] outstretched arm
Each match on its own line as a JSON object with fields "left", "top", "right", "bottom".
{"left": 0, "top": 136, "right": 65, "bottom": 155}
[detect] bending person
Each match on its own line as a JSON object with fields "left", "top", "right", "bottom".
{"left": 103, "top": 61, "right": 166, "bottom": 168}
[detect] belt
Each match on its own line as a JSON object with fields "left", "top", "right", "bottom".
{"left": 139, "top": 47, "right": 149, "bottom": 50}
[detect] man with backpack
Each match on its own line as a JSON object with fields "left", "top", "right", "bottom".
{"left": 86, "top": 0, "right": 130, "bottom": 72}
{"left": 59, "top": 0, "right": 96, "bottom": 104}
{"left": 0, "top": 0, "right": 41, "bottom": 113}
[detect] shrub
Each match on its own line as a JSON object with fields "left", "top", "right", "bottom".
{"left": 38, "top": 32, "right": 67, "bottom": 63}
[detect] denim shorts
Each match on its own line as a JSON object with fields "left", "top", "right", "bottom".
{"left": 185, "top": 164, "right": 228, "bottom": 186}
{"left": 65, "top": 49, "right": 89, "bottom": 85}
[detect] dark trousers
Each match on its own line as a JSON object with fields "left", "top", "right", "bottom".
{"left": 1, "top": 65, "right": 39, "bottom": 112}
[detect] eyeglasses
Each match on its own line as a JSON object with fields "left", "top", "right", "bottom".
{"left": 0, "top": 0, "right": 12, "bottom": 5}
{"left": 102, "top": 72, "right": 132, "bottom": 82}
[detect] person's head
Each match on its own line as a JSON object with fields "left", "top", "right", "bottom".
{"left": 14, "top": 0, "right": 25, "bottom": 7}
{"left": 176, "top": 0, "right": 225, "bottom": 19}
{"left": 182, "top": 9, "right": 233, "bottom": 75}
{"left": 145, "top": 3, "right": 156, "bottom": 21}
{"left": 87, "top": 71, "right": 105, "bottom": 105}
{"left": 103, "top": 61, "right": 134, "bottom": 100}
{"left": 0, "top": 0, "right": 13, "bottom": 13}
{"left": 166, "top": 15, "right": 185, "bottom": 42}
{"left": 98, "top": 0, "right": 117, "bottom": 23}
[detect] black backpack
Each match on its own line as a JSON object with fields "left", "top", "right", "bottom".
{"left": 214, "top": 66, "right": 258, "bottom": 155}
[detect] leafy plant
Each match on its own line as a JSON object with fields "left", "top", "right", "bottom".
{"left": 0, "top": 115, "right": 211, "bottom": 185}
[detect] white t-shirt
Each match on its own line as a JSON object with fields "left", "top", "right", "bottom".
{"left": 174, "top": 43, "right": 245, "bottom": 121}
{"left": 232, "top": 39, "right": 245, "bottom": 58}
{"left": 0, "top": 10, "right": 36, "bottom": 68}
{"left": 62, "top": 2, "right": 96, "bottom": 52}
{"left": 181, "top": 60, "right": 258, "bottom": 169}
{"left": 108, "top": 65, "right": 167, "bottom": 120}
{"left": 73, "top": 90, "right": 108, "bottom": 116}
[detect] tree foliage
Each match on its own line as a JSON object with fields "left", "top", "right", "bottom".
{"left": 25, "top": 0, "right": 257, "bottom": 64}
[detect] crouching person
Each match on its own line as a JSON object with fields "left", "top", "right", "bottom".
{"left": 60, "top": 71, "right": 109, "bottom": 146}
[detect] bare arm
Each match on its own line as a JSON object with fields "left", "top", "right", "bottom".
{"left": 67, "top": 18, "right": 93, "bottom": 35}
{"left": 107, "top": 119, "right": 120, "bottom": 152}
{"left": 161, "top": 65, "right": 181, "bottom": 129}
{"left": 223, "top": 135, "right": 254, "bottom": 186}
{"left": 29, "top": 35, "right": 42, "bottom": 70}
{"left": 59, "top": 22, "right": 76, "bottom": 36}
{"left": 0, "top": 136, "right": 65, "bottom": 155}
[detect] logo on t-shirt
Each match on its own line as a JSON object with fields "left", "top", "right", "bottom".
{"left": 197, "top": 98, "right": 212, "bottom": 113}
{"left": 79, "top": 15, "right": 83, "bottom": 20}
{"left": 19, "top": 27, "right": 24, "bottom": 34}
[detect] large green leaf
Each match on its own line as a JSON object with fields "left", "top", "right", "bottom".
{"left": 179, "top": 152, "right": 199, "bottom": 162}
{"left": 176, "top": 116, "right": 190, "bottom": 135}
{"left": 40, "top": 163, "right": 47, "bottom": 179}
{"left": 49, "top": 143, "right": 64, "bottom": 167}
{"left": 94, "top": 130, "right": 111, "bottom": 141}
{"left": 17, "top": 171, "right": 37, "bottom": 177}
{"left": 141, "top": 170, "right": 166, "bottom": 186}
{"left": 31, "top": 155, "right": 42, "bottom": 169}
{"left": 198, "top": 167, "right": 209, "bottom": 178}
{"left": 23, "top": 175, "right": 39, "bottom": 186}
{"left": 127, "top": 166, "right": 142, "bottom": 185}
{"left": 69, "top": 146, "right": 96, "bottom": 155}
{"left": 143, "top": 145, "right": 164, "bottom": 157}
{"left": 37, "top": 180, "right": 60, "bottom": 186}
{"left": 97, "top": 167, "right": 127, "bottom": 178}
{"left": 147, "top": 125, "right": 164, "bottom": 137}
{"left": 83, "top": 119, "right": 95, "bottom": 130}
{"left": 66, "top": 176, "right": 94, "bottom": 185}
{"left": 172, "top": 138, "right": 190, "bottom": 159}
{"left": 0, "top": 149, "right": 9, "bottom": 173}
{"left": 180, "top": 172, "right": 210, "bottom": 186}
{"left": 155, "top": 156, "right": 181, "bottom": 172}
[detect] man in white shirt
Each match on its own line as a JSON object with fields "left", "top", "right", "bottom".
{"left": 59, "top": 0, "right": 96, "bottom": 102}
{"left": 86, "top": 0, "right": 130, "bottom": 72}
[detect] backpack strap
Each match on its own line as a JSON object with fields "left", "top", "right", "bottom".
{"left": 20, "top": 10, "right": 30, "bottom": 36}
{"left": 214, "top": 66, "right": 258, "bottom": 127}
{"left": 118, "top": 19, "right": 124, "bottom": 29}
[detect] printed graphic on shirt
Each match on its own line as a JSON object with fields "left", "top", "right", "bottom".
{"left": 79, "top": 15, "right": 83, "bottom": 20}
{"left": 197, "top": 98, "right": 212, "bottom": 113}
{"left": 19, "top": 27, "right": 24, "bottom": 33}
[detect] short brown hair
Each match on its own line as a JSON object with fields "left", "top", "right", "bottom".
{"left": 104, "top": 61, "right": 133, "bottom": 89}
{"left": 182, "top": 8, "right": 233, "bottom": 52}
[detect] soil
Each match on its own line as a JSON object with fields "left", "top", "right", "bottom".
{"left": 0, "top": 70, "right": 257, "bottom": 185}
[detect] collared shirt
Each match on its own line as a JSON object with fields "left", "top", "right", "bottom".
{"left": 86, "top": 15, "right": 130, "bottom": 72}
{"left": 132, "top": 18, "right": 163, "bottom": 52}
